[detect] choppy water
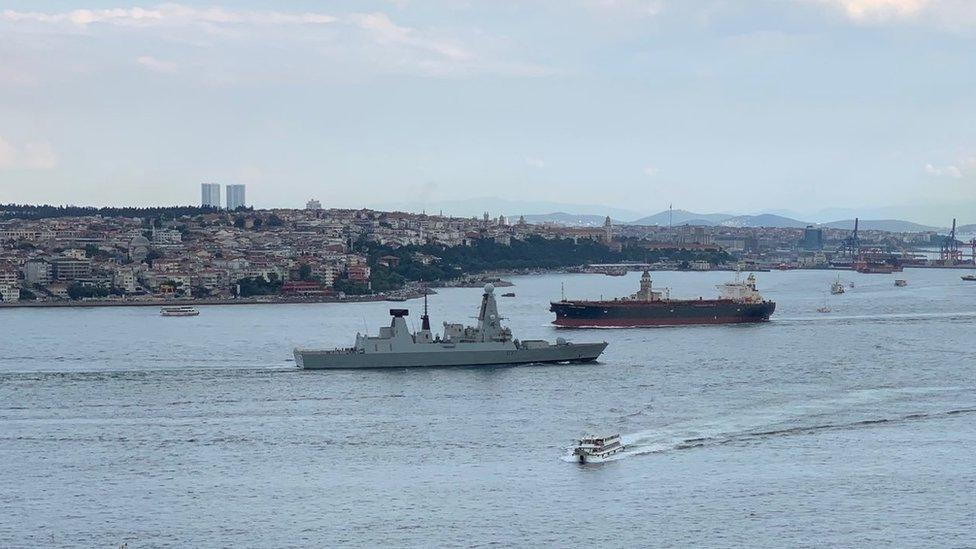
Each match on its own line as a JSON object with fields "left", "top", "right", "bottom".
{"left": 2, "top": 269, "right": 975, "bottom": 547}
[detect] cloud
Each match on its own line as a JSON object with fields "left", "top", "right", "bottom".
{"left": 525, "top": 157, "right": 546, "bottom": 168}
{"left": 1, "top": 5, "right": 337, "bottom": 28}
{"left": 925, "top": 163, "right": 962, "bottom": 178}
{"left": 350, "top": 12, "right": 472, "bottom": 62}
{"left": 583, "top": 0, "right": 665, "bottom": 17}
{"left": 816, "top": 0, "right": 929, "bottom": 21}
{"left": 643, "top": 166, "right": 657, "bottom": 176}
{"left": 0, "top": 137, "right": 58, "bottom": 170}
{"left": 136, "top": 55, "right": 178, "bottom": 73}
{"left": 0, "top": 4, "right": 547, "bottom": 79}
{"left": 804, "top": 0, "right": 976, "bottom": 28}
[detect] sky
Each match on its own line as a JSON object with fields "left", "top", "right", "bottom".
{"left": 1, "top": 0, "right": 975, "bottom": 224}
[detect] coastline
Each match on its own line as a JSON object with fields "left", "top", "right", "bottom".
{"left": 0, "top": 291, "right": 431, "bottom": 309}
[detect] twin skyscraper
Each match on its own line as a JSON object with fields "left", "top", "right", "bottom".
{"left": 201, "top": 183, "right": 246, "bottom": 210}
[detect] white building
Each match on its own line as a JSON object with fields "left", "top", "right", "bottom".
{"left": 24, "top": 260, "right": 53, "bottom": 285}
{"left": 112, "top": 268, "right": 137, "bottom": 294}
{"left": 226, "top": 184, "right": 246, "bottom": 210}
{"left": 0, "top": 283, "right": 19, "bottom": 302}
{"left": 306, "top": 199, "right": 322, "bottom": 210}
{"left": 0, "top": 270, "right": 19, "bottom": 302}
{"left": 201, "top": 183, "right": 221, "bottom": 208}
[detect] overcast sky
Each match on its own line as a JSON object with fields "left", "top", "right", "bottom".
{"left": 1, "top": 0, "right": 975, "bottom": 223}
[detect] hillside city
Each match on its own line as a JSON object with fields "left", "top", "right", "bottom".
{"left": 0, "top": 185, "right": 972, "bottom": 305}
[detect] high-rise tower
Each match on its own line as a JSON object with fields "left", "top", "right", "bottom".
{"left": 226, "top": 184, "right": 246, "bottom": 210}
{"left": 201, "top": 183, "right": 221, "bottom": 208}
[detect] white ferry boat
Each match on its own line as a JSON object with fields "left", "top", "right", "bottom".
{"left": 572, "top": 434, "right": 624, "bottom": 463}
{"left": 160, "top": 306, "right": 200, "bottom": 317}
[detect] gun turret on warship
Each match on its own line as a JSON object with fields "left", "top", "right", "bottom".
{"left": 294, "top": 284, "right": 608, "bottom": 369}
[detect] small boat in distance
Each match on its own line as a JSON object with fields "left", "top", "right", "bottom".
{"left": 160, "top": 306, "right": 199, "bottom": 317}
{"left": 572, "top": 434, "right": 624, "bottom": 463}
{"left": 830, "top": 276, "right": 845, "bottom": 295}
{"left": 963, "top": 274, "right": 976, "bottom": 282}
{"left": 817, "top": 293, "right": 831, "bottom": 313}
{"left": 894, "top": 279, "right": 908, "bottom": 287}
{"left": 501, "top": 292, "right": 515, "bottom": 297}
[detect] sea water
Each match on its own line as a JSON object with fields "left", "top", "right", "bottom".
{"left": 2, "top": 269, "right": 974, "bottom": 547}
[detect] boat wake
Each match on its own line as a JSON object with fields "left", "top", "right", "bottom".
{"left": 564, "top": 388, "right": 976, "bottom": 463}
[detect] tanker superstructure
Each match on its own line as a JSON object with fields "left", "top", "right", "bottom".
{"left": 295, "top": 285, "right": 608, "bottom": 369}
{"left": 550, "top": 270, "right": 776, "bottom": 328}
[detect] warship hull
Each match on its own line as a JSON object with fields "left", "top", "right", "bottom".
{"left": 295, "top": 342, "right": 608, "bottom": 369}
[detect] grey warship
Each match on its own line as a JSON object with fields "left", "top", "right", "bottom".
{"left": 294, "top": 284, "right": 608, "bottom": 369}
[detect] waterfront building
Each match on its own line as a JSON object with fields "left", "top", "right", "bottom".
{"left": 201, "top": 183, "right": 221, "bottom": 208}
{"left": 112, "top": 268, "right": 137, "bottom": 294}
{"left": 24, "top": 260, "right": 53, "bottom": 285}
{"left": 226, "top": 184, "right": 246, "bottom": 210}
{"left": 347, "top": 264, "right": 370, "bottom": 282}
{"left": 51, "top": 257, "right": 92, "bottom": 281}
{"left": 802, "top": 225, "right": 824, "bottom": 251}
{"left": 0, "top": 282, "right": 20, "bottom": 301}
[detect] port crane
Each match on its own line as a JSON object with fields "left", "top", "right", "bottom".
{"left": 841, "top": 217, "right": 861, "bottom": 258}
{"left": 939, "top": 218, "right": 961, "bottom": 265}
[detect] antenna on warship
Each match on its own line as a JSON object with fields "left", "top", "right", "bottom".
{"left": 421, "top": 284, "right": 431, "bottom": 331}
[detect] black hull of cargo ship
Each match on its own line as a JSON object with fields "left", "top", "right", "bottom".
{"left": 550, "top": 300, "right": 776, "bottom": 327}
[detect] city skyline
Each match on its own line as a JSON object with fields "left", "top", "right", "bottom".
{"left": 1, "top": 1, "right": 975, "bottom": 224}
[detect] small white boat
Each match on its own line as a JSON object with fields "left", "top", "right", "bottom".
{"left": 572, "top": 434, "right": 624, "bottom": 463}
{"left": 160, "top": 306, "right": 199, "bottom": 317}
{"left": 894, "top": 279, "right": 907, "bottom": 287}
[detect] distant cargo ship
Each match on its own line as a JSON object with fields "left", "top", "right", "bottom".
{"left": 550, "top": 271, "right": 775, "bottom": 328}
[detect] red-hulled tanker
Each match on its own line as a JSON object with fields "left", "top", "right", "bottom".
{"left": 550, "top": 270, "right": 776, "bottom": 328}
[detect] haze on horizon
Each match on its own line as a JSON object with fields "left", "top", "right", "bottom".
{"left": 1, "top": 0, "right": 975, "bottom": 225}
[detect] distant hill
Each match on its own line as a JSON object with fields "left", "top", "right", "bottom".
{"left": 374, "top": 197, "right": 643, "bottom": 221}
{"left": 956, "top": 224, "right": 976, "bottom": 234}
{"left": 517, "top": 212, "right": 614, "bottom": 227}
{"left": 629, "top": 209, "right": 733, "bottom": 226}
{"left": 720, "top": 214, "right": 810, "bottom": 228}
{"left": 822, "top": 219, "right": 940, "bottom": 233}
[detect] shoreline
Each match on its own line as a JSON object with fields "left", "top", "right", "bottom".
{"left": 0, "top": 292, "right": 429, "bottom": 310}
{"left": 3, "top": 264, "right": 971, "bottom": 309}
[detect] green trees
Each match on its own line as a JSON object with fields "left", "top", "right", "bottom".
{"left": 359, "top": 236, "right": 730, "bottom": 290}
{"left": 67, "top": 284, "right": 110, "bottom": 300}
{"left": 235, "top": 274, "right": 282, "bottom": 297}
{"left": 333, "top": 279, "right": 369, "bottom": 295}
